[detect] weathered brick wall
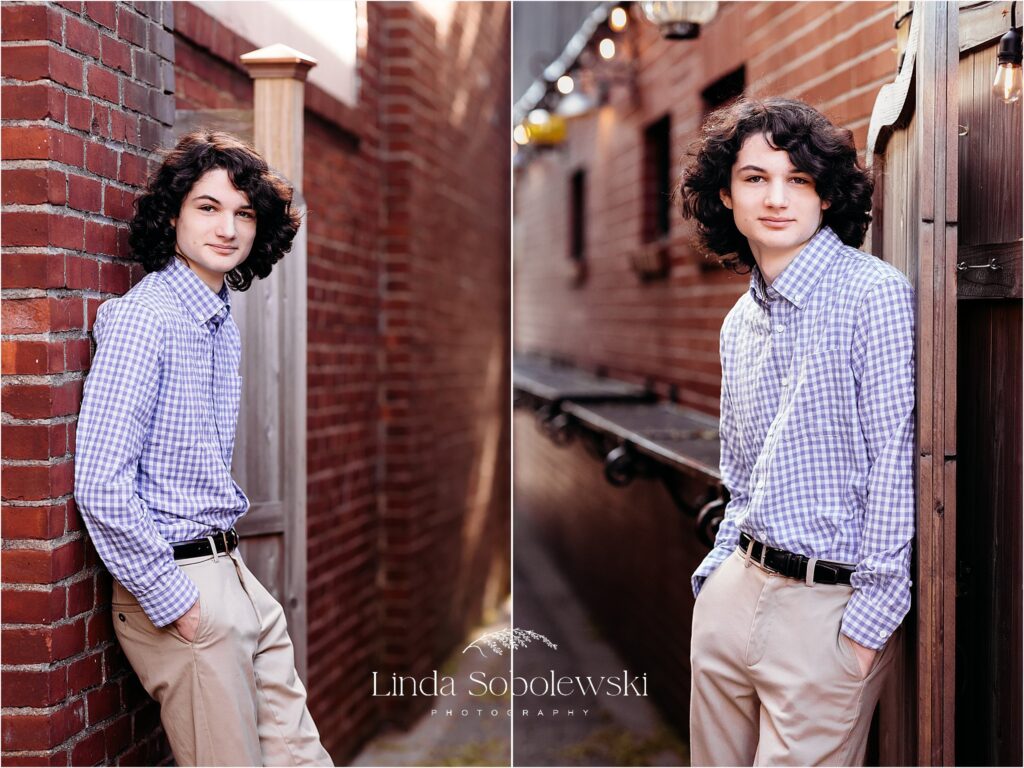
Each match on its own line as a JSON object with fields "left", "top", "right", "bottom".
{"left": 375, "top": 1, "right": 512, "bottom": 727}
{"left": 514, "top": 0, "right": 896, "bottom": 415}
{"left": 3, "top": 1, "right": 510, "bottom": 764}
{"left": 1, "top": 2, "right": 175, "bottom": 764}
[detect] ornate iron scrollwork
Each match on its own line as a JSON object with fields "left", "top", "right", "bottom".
{"left": 603, "top": 444, "right": 635, "bottom": 486}
{"left": 695, "top": 496, "right": 726, "bottom": 549}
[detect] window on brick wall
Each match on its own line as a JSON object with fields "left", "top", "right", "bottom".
{"left": 642, "top": 115, "right": 672, "bottom": 244}
{"left": 701, "top": 65, "right": 746, "bottom": 117}
{"left": 569, "top": 169, "right": 587, "bottom": 263}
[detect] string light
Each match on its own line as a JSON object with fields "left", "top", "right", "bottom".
{"left": 609, "top": 6, "right": 628, "bottom": 31}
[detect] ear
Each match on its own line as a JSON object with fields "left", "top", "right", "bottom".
{"left": 719, "top": 188, "right": 733, "bottom": 210}
{"left": 821, "top": 198, "right": 831, "bottom": 211}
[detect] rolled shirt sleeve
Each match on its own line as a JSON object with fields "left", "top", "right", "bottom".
{"left": 841, "top": 276, "right": 916, "bottom": 650}
{"left": 74, "top": 298, "right": 198, "bottom": 627}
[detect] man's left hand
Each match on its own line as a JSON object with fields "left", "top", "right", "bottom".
{"left": 844, "top": 634, "right": 878, "bottom": 678}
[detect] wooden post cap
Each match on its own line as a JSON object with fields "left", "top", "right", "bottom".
{"left": 240, "top": 43, "right": 318, "bottom": 80}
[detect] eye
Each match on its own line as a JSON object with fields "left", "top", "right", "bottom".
{"left": 237, "top": 211, "right": 255, "bottom": 219}
{"left": 743, "top": 175, "right": 764, "bottom": 183}
{"left": 199, "top": 204, "right": 216, "bottom": 212}
{"left": 790, "top": 177, "right": 812, "bottom": 185}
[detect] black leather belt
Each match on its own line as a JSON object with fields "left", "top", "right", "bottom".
{"left": 172, "top": 529, "right": 239, "bottom": 560}
{"left": 738, "top": 532, "right": 854, "bottom": 586}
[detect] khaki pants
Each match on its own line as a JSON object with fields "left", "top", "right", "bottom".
{"left": 689, "top": 548, "right": 900, "bottom": 766}
{"left": 111, "top": 549, "right": 332, "bottom": 767}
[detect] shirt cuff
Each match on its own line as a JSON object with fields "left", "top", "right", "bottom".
{"left": 840, "top": 585, "right": 907, "bottom": 650}
{"left": 691, "top": 544, "right": 733, "bottom": 598}
{"left": 134, "top": 565, "right": 199, "bottom": 628}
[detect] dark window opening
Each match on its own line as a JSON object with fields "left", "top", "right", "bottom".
{"left": 642, "top": 115, "right": 672, "bottom": 243}
{"left": 701, "top": 65, "right": 746, "bottom": 116}
{"left": 569, "top": 169, "right": 586, "bottom": 262}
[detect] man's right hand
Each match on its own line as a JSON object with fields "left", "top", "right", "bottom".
{"left": 172, "top": 598, "right": 201, "bottom": 642}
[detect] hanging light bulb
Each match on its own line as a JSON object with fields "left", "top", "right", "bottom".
{"left": 527, "top": 109, "right": 551, "bottom": 125}
{"left": 557, "top": 75, "right": 575, "bottom": 95}
{"left": 599, "top": 38, "right": 616, "bottom": 60}
{"left": 992, "top": 3, "right": 1022, "bottom": 104}
{"left": 609, "top": 6, "right": 629, "bottom": 32}
{"left": 513, "top": 124, "right": 530, "bottom": 145}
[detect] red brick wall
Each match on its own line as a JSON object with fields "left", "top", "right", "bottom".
{"left": 1, "top": 2, "right": 175, "bottom": 764}
{"left": 375, "top": 1, "right": 512, "bottom": 726}
{"left": 514, "top": 0, "right": 896, "bottom": 415}
{"left": 3, "top": 1, "right": 510, "bottom": 764}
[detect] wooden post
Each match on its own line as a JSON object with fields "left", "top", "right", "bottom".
{"left": 236, "top": 44, "right": 317, "bottom": 680}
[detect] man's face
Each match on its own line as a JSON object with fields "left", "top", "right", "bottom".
{"left": 719, "top": 133, "right": 830, "bottom": 266}
{"left": 171, "top": 167, "right": 257, "bottom": 292}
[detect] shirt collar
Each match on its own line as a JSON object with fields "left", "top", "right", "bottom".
{"left": 160, "top": 257, "right": 231, "bottom": 328}
{"left": 748, "top": 225, "right": 841, "bottom": 311}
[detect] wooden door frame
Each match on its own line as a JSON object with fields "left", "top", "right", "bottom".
{"left": 867, "top": 2, "right": 959, "bottom": 763}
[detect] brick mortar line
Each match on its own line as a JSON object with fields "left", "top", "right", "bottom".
{"left": 0, "top": 674, "right": 142, "bottom": 715}
{"left": 0, "top": 567, "right": 92, "bottom": 591}
{"left": 0, "top": 15, "right": 172, "bottom": 60}
{"left": 0, "top": 173, "right": 148, "bottom": 199}
{"left": 1, "top": 372, "right": 87, "bottom": 386}
{"left": 0, "top": 248, "right": 132, "bottom": 263}
{"left": 0, "top": 493, "right": 77, "bottom": 508}
{"left": 1, "top": 454, "right": 76, "bottom": 468}
{"left": 0, "top": 573, "right": 105, "bottom": 602}
{"left": 0, "top": 119, "right": 169, "bottom": 162}
{"left": 1, "top": 414, "right": 79, "bottom": 426}
{"left": 1, "top": 529, "right": 84, "bottom": 549}
{"left": 2, "top": 203, "right": 135, "bottom": 219}
{"left": 1, "top": 328, "right": 92, "bottom": 341}
{"left": 1, "top": 288, "right": 106, "bottom": 300}
{"left": 749, "top": 12, "right": 895, "bottom": 83}
{"left": 0, "top": 129, "right": 159, "bottom": 162}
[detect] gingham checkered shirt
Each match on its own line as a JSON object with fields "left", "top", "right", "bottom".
{"left": 691, "top": 226, "right": 916, "bottom": 650}
{"left": 75, "top": 257, "right": 248, "bottom": 627}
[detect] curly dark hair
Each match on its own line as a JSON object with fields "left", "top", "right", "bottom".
{"left": 128, "top": 130, "right": 301, "bottom": 291}
{"left": 677, "top": 97, "right": 873, "bottom": 273}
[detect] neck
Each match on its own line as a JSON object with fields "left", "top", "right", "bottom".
{"left": 175, "top": 254, "right": 224, "bottom": 294}
{"left": 751, "top": 246, "right": 798, "bottom": 286}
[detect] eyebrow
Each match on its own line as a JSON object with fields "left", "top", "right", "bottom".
{"left": 737, "top": 164, "right": 808, "bottom": 175}
{"left": 192, "top": 194, "right": 254, "bottom": 209}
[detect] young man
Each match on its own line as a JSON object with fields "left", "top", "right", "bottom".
{"left": 75, "top": 131, "right": 332, "bottom": 766}
{"left": 678, "top": 99, "right": 916, "bottom": 766}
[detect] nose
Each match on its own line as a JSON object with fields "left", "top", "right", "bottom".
{"left": 764, "top": 179, "right": 789, "bottom": 209}
{"left": 215, "top": 212, "right": 236, "bottom": 240}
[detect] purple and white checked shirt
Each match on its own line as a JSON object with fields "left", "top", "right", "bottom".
{"left": 691, "top": 226, "right": 916, "bottom": 650}
{"left": 75, "top": 257, "right": 248, "bottom": 627}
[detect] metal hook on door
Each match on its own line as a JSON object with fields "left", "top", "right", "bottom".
{"left": 955, "top": 257, "right": 1002, "bottom": 272}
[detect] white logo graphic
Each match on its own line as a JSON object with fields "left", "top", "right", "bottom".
{"left": 462, "top": 628, "right": 558, "bottom": 657}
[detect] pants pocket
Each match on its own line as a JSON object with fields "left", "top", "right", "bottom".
{"left": 836, "top": 631, "right": 873, "bottom": 681}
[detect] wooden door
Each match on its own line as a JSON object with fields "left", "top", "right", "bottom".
{"left": 173, "top": 112, "right": 310, "bottom": 678}
{"left": 953, "top": 4, "right": 1023, "bottom": 765}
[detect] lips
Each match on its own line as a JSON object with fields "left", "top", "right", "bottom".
{"left": 208, "top": 244, "right": 237, "bottom": 255}
{"left": 759, "top": 218, "right": 795, "bottom": 227}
